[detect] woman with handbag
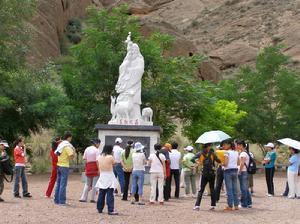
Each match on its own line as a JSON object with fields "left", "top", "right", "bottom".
{"left": 121, "top": 140, "right": 134, "bottom": 201}
{"left": 148, "top": 143, "right": 166, "bottom": 204}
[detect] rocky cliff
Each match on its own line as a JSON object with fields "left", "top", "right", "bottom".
{"left": 27, "top": 0, "right": 102, "bottom": 67}
{"left": 28, "top": 0, "right": 300, "bottom": 81}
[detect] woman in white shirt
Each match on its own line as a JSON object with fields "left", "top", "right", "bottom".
{"left": 148, "top": 143, "right": 166, "bottom": 204}
{"left": 236, "top": 140, "right": 252, "bottom": 208}
{"left": 130, "top": 142, "right": 146, "bottom": 205}
{"left": 222, "top": 139, "right": 239, "bottom": 211}
{"left": 79, "top": 139, "right": 101, "bottom": 203}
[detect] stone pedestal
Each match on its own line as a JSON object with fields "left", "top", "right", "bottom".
{"left": 95, "top": 124, "right": 162, "bottom": 185}
{"left": 95, "top": 124, "right": 161, "bottom": 158}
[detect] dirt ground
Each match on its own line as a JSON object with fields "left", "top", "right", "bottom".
{"left": 0, "top": 173, "right": 299, "bottom": 224}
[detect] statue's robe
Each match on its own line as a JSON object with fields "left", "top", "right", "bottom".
{"left": 116, "top": 54, "right": 144, "bottom": 105}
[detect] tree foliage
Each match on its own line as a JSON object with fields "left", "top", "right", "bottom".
{"left": 219, "top": 46, "right": 300, "bottom": 145}
{"left": 0, "top": 1, "right": 65, "bottom": 144}
{"left": 183, "top": 99, "right": 247, "bottom": 141}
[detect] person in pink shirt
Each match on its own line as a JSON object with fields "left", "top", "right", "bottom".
{"left": 13, "top": 137, "right": 32, "bottom": 198}
{"left": 79, "top": 139, "right": 101, "bottom": 203}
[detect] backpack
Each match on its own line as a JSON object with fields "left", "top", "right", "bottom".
{"left": 245, "top": 151, "right": 256, "bottom": 175}
{"left": 0, "top": 156, "right": 14, "bottom": 182}
{"left": 202, "top": 150, "right": 216, "bottom": 178}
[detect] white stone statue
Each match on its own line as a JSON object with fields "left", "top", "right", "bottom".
{"left": 109, "top": 32, "right": 153, "bottom": 126}
{"left": 142, "top": 107, "right": 153, "bottom": 123}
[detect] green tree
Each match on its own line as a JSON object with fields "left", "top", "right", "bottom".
{"left": 183, "top": 99, "right": 247, "bottom": 141}
{"left": 0, "top": 65, "right": 67, "bottom": 143}
{"left": 0, "top": 1, "right": 66, "bottom": 144}
{"left": 219, "top": 46, "right": 300, "bottom": 149}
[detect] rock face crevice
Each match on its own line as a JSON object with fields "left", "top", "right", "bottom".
{"left": 28, "top": 0, "right": 300, "bottom": 81}
{"left": 27, "top": 0, "right": 102, "bottom": 67}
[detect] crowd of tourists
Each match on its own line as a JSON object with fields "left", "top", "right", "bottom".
{"left": 0, "top": 133, "right": 300, "bottom": 216}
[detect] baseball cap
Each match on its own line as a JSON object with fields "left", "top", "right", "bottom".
{"left": 184, "top": 145, "right": 194, "bottom": 152}
{"left": 115, "top": 137, "right": 123, "bottom": 144}
{"left": 164, "top": 143, "right": 172, "bottom": 151}
{"left": 264, "top": 143, "right": 275, "bottom": 148}
{"left": 0, "top": 140, "right": 9, "bottom": 147}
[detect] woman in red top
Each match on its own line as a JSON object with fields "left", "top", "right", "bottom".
{"left": 45, "top": 137, "right": 61, "bottom": 198}
{"left": 13, "top": 137, "right": 32, "bottom": 198}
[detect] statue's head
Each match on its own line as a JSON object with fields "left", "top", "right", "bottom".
{"left": 128, "top": 43, "right": 141, "bottom": 59}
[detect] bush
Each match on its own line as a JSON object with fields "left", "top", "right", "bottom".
{"left": 65, "top": 18, "right": 82, "bottom": 44}
{"left": 27, "top": 130, "right": 53, "bottom": 174}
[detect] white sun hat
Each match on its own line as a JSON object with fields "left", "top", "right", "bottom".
{"left": 184, "top": 145, "right": 194, "bottom": 152}
{"left": 115, "top": 137, "right": 123, "bottom": 144}
{"left": 134, "top": 142, "right": 145, "bottom": 152}
{"left": 264, "top": 143, "right": 275, "bottom": 148}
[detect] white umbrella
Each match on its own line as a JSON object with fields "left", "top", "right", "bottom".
{"left": 278, "top": 138, "right": 300, "bottom": 150}
{"left": 195, "top": 130, "right": 231, "bottom": 144}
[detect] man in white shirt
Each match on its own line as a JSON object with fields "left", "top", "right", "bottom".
{"left": 113, "top": 138, "right": 125, "bottom": 195}
{"left": 169, "top": 142, "right": 181, "bottom": 198}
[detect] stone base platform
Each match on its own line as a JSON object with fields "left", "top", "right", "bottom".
{"left": 95, "top": 124, "right": 162, "bottom": 158}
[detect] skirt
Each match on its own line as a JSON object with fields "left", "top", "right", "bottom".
{"left": 95, "top": 171, "right": 118, "bottom": 189}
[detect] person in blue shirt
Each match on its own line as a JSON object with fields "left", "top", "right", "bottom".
{"left": 262, "top": 143, "right": 277, "bottom": 197}
{"left": 287, "top": 147, "right": 300, "bottom": 199}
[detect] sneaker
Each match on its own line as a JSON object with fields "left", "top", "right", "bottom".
{"left": 90, "top": 200, "right": 96, "bottom": 203}
{"left": 234, "top": 206, "right": 239, "bottom": 211}
{"left": 192, "top": 194, "right": 197, "bottom": 198}
{"left": 224, "top": 206, "right": 233, "bottom": 211}
{"left": 108, "top": 211, "right": 118, "bottom": 216}
{"left": 138, "top": 202, "right": 145, "bottom": 205}
{"left": 23, "top": 193, "right": 32, "bottom": 198}
{"left": 193, "top": 206, "right": 200, "bottom": 211}
{"left": 14, "top": 194, "right": 21, "bottom": 198}
{"left": 209, "top": 206, "right": 215, "bottom": 211}
{"left": 247, "top": 205, "right": 252, "bottom": 208}
{"left": 288, "top": 196, "right": 295, "bottom": 199}
{"left": 98, "top": 210, "right": 103, "bottom": 214}
{"left": 59, "top": 203, "right": 71, "bottom": 206}
{"left": 266, "top": 193, "right": 273, "bottom": 197}
{"left": 79, "top": 200, "right": 87, "bottom": 202}
{"left": 44, "top": 195, "right": 51, "bottom": 198}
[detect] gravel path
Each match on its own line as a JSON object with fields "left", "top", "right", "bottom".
{"left": 0, "top": 173, "right": 299, "bottom": 224}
